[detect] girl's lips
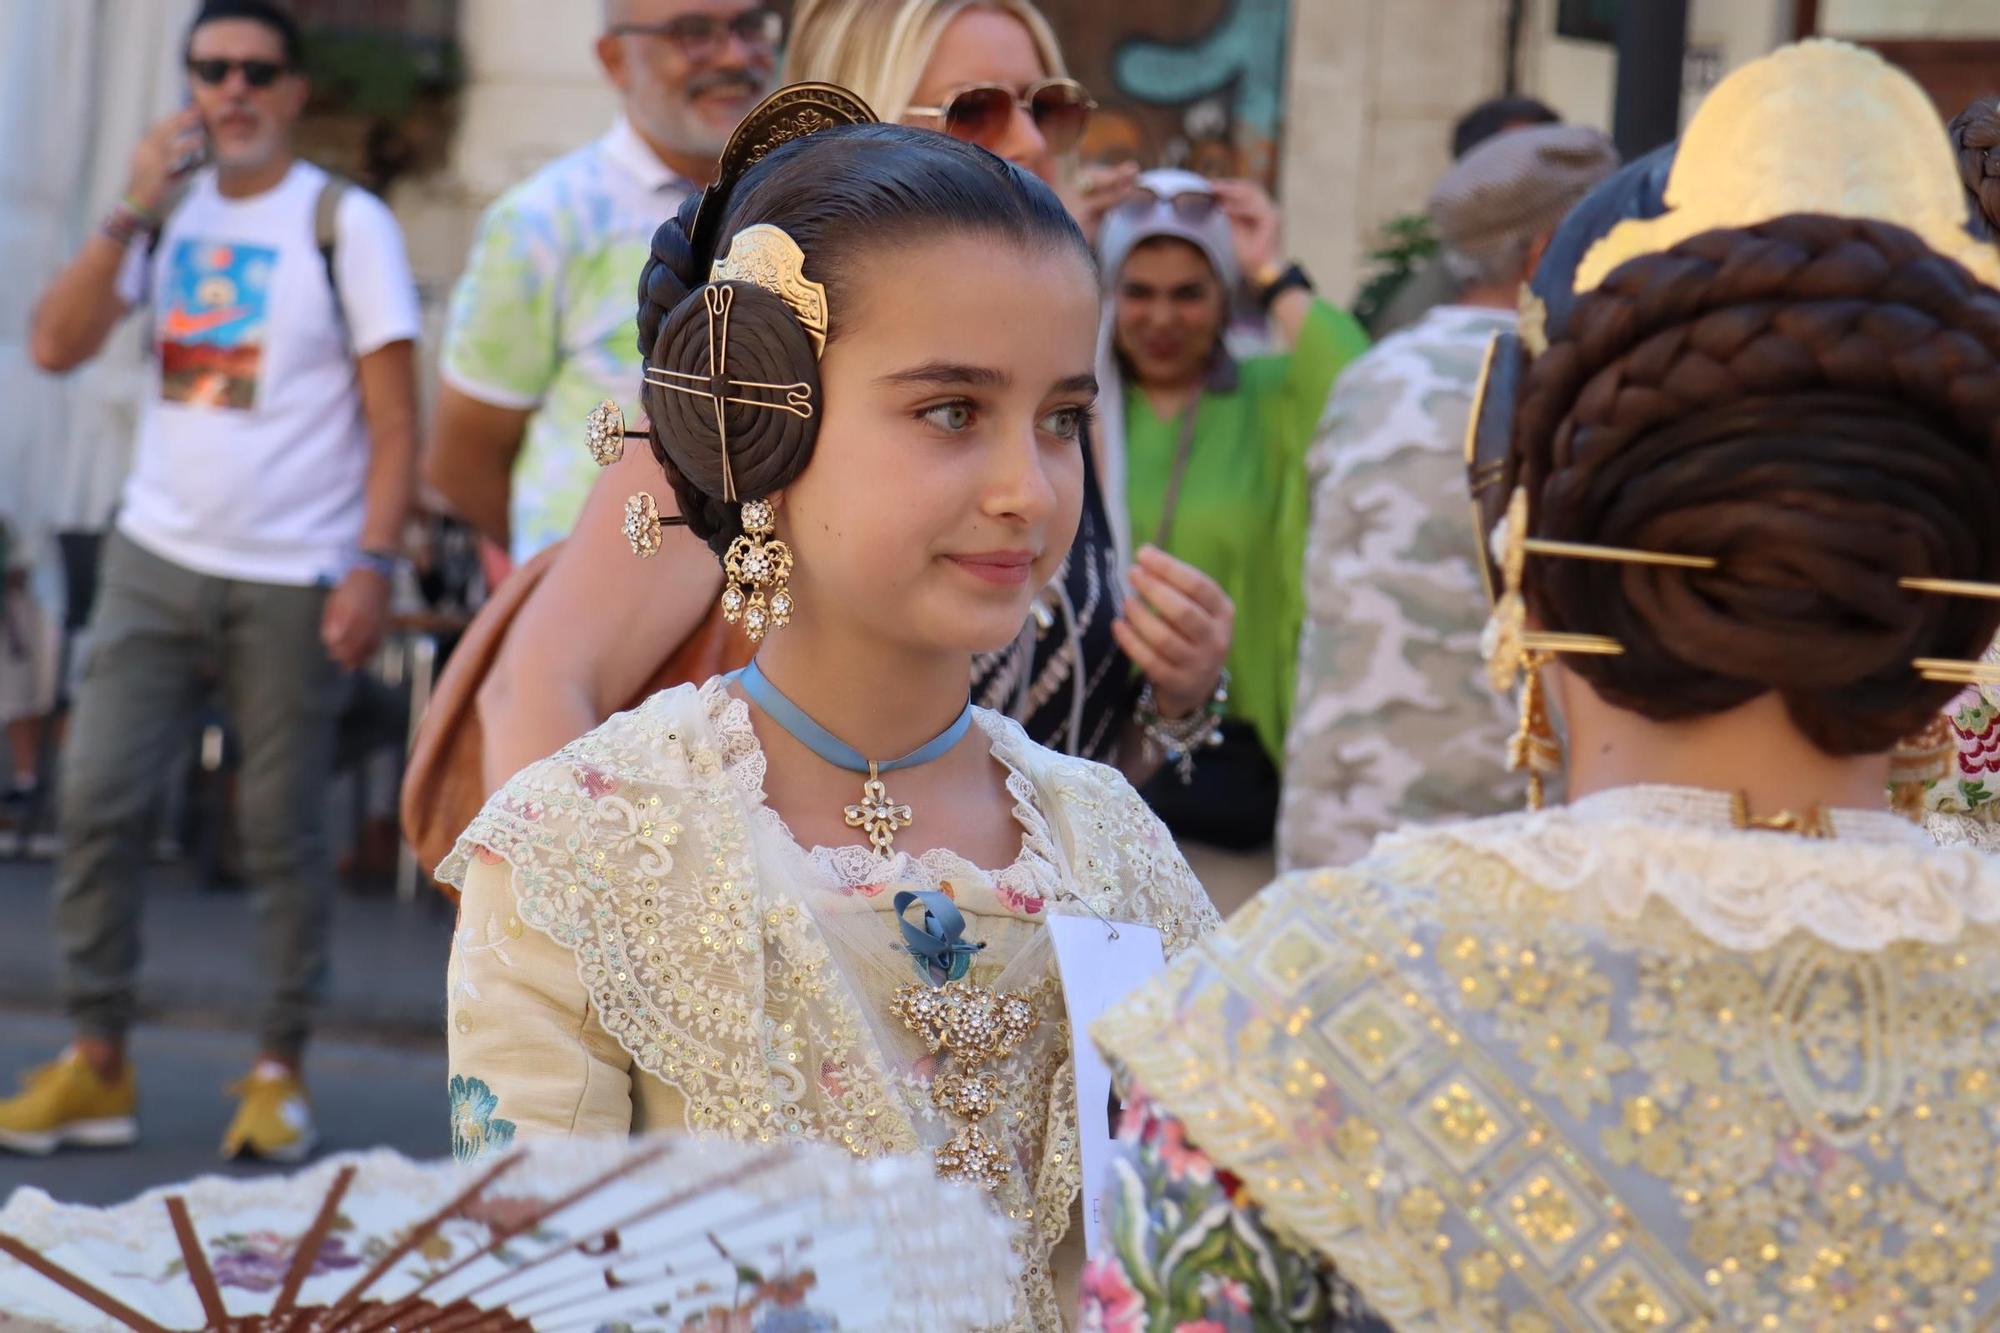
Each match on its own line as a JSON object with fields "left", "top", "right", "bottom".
{"left": 944, "top": 551, "right": 1035, "bottom": 586}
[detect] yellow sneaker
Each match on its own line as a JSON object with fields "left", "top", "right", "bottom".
{"left": 221, "top": 1066, "right": 317, "bottom": 1164}
{"left": 0, "top": 1050, "right": 138, "bottom": 1155}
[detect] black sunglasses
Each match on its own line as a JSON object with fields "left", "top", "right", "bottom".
{"left": 607, "top": 8, "right": 784, "bottom": 58}
{"left": 188, "top": 58, "right": 287, "bottom": 88}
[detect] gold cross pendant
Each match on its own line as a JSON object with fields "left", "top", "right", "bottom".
{"left": 844, "top": 761, "right": 913, "bottom": 854}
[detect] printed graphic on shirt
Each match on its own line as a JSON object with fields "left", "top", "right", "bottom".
{"left": 158, "top": 238, "right": 275, "bottom": 409}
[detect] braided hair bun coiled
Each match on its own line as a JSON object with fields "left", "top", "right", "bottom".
{"left": 1950, "top": 98, "right": 2000, "bottom": 239}
{"left": 1513, "top": 214, "right": 2000, "bottom": 754}
{"left": 633, "top": 194, "right": 820, "bottom": 556}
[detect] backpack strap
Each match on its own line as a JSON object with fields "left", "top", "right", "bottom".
{"left": 313, "top": 175, "right": 351, "bottom": 330}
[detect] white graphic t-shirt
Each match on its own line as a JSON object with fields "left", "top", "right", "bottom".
{"left": 115, "top": 161, "right": 420, "bottom": 586}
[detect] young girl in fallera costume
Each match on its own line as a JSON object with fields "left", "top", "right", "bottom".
{"left": 1089, "top": 42, "right": 2000, "bottom": 1330}
{"left": 441, "top": 87, "right": 1219, "bottom": 1331}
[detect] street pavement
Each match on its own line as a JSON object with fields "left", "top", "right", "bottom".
{"left": 0, "top": 855, "right": 454, "bottom": 1207}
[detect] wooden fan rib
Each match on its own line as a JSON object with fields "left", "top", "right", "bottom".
{"left": 319, "top": 1149, "right": 528, "bottom": 1329}
{"left": 164, "top": 1197, "right": 228, "bottom": 1328}
{"left": 341, "top": 1141, "right": 677, "bottom": 1333}
{"left": 441, "top": 1151, "right": 796, "bottom": 1312}
{"left": 497, "top": 1195, "right": 807, "bottom": 1322}
{"left": 269, "top": 1163, "right": 358, "bottom": 1327}
{"left": 0, "top": 1230, "right": 172, "bottom": 1333}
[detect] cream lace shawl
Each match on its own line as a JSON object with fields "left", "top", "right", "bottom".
{"left": 441, "top": 678, "right": 1220, "bottom": 1330}
{"left": 1099, "top": 789, "right": 2000, "bottom": 1329}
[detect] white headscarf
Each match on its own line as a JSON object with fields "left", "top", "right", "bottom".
{"left": 1092, "top": 169, "right": 1240, "bottom": 568}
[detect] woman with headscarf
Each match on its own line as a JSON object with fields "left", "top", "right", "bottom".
{"left": 1094, "top": 171, "right": 1370, "bottom": 848}
{"left": 1084, "top": 42, "right": 2000, "bottom": 1329}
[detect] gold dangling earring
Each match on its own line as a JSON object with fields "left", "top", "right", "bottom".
{"left": 1889, "top": 712, "right": 1956, "bottom": 820}
{"left": 1508, "top": 650, "right": 1563, "bottom": 811}
{"left": 1485, "top": 488, "right": 1567, "bottom": 811}
{"left": 721, "top": 498, "right": 794, "bottom": 643}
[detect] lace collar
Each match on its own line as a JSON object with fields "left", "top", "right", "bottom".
{"left": 1373, "top": 783, "right": 2000, "bottom": 952}
{"left": 696, "top": 676, "right": 1067, "bottom": 911}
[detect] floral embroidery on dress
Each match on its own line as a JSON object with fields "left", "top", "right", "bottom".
{"left": 1087, "top": 1086, "right": 1386, "bottom": 1332}
{"left": 449, "top": 1074, "right": 517, "bottom": 1162}
{"left": 440, "top": 680, "right": 1222, "bottom": 1332}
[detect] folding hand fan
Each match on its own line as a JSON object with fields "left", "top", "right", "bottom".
{"left": 0, "top": 1135, "right": 1013, "bottom": 1331}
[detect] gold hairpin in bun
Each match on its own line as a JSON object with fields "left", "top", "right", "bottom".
{"left": 1915, "top": 657, "right": 2000, "bottom": 685}
{"left": 586, "top": 400, "right": 647, "bottom": 468}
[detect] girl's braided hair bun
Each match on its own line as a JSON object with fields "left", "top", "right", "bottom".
{"left": 1514, "top": 214, "right": 2000, "bottom": 755}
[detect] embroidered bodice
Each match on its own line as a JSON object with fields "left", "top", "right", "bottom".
{"left": 1095, "top": 787, "right": 2000, "bottom": 1330}
{"left": 443, "top": 678, "right": 1220, "bottom": 1331}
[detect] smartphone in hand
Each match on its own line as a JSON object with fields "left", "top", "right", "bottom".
{"left": 169, "top": 100, "right": 210, "bottom": 180}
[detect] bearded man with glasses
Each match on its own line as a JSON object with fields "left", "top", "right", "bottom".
{"left": 15, "top": 0, "right": 422, "bottom": 1163}
{"left": 426, "top": 0, "right": 782, "bottom": 568}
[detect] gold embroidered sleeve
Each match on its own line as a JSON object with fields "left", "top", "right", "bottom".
{"left": 447, "top": 854, "right": 634, "bottom": 1159}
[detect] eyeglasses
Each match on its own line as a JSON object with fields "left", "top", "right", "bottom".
{"left": 608, "top": 8, "right": 784, "bottom": 60}
{"left": 187, "top": 58, "right": 286, "bottom": 89}
{"left": 907, "top": 78, "right": 1097, "bottom": 156}
{"left": 1113, "top": 185, "right": 1218, "bottom": 223}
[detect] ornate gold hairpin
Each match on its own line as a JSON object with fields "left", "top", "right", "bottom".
{"left": 642, "top": 284, "right": 815, "bottom": 504}
{"left": 711, "top": 224, "right": 829, "bottom": 358}
{"left": 1487, "top": 487, "right": 1631, "bottom": 695}
{"left": 585, "top": 400, "right": 647, "bottom": 468}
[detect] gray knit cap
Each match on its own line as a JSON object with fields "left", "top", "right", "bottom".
{"left": 1429, "top": 123, "right": 1620, "bottom": 258}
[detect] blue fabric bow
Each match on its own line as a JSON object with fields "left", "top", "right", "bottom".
{"left": 894, "top": 889, "right": 984, "bottom": 986}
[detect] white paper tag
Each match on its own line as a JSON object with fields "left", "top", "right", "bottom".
{"left": 1047, "top": 911, "right": 1167, "bottom": 1259}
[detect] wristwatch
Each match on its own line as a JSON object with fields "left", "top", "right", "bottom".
{"left": 1254, "top": 260, "right": 1315, "bottom": 312}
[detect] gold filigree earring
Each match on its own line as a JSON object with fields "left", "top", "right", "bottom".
{"left": 721, "top": 498, "right": 793, "bottom": 642}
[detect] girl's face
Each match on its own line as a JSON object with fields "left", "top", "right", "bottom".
{"left": 774, "top": 233, "right": 1097, "bottom": 657}
{"left": 904, "top": 7, "right": 1056, "bottom": 183}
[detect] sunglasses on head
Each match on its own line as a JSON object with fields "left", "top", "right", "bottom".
{"left": 907, "top": 78, "right": 1096, "bottom": 156}
{"left": 1113, "top": 186, "right": 1218, "bottom": 222}
{"left": 188, "top": 57, "right": 286, "bottom": 88}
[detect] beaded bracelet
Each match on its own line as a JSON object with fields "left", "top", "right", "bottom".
{"left": 1135, "top": 669, "right": 1230, "bottom": 784}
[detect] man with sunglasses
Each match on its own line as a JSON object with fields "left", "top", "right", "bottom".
{"left": 14, "top": 0, "right": 420, "bottom": 1164}
{"left": 427, "top": 0, "right": 780, "bottom": 565}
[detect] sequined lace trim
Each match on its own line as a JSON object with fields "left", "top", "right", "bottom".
{"left": 1376, "top": 784, "right": 2000, "bottom": 952}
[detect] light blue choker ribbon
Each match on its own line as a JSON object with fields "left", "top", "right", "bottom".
{"left": 728, "top": 659, "right": 975, "bottom": 856}
{"left": 894, "top": 889, "right": 984, "bottom": 986}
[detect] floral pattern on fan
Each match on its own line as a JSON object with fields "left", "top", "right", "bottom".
{"left": 449, "top": 1074, "right": 516, "bottom": 1162}
{"left": 199, "top": 1230, "right": 363, "bottom": 1293}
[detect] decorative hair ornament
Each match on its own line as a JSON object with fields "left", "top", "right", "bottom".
{"left": 645, "top": 284, "right": 816, "bottom": 505}
{"left": 711, "top": 224, "right": 830, "bottom": 358}
{"left": 585, "top": 399, "right": 647, "bottom": 468}
{"left": 686, "top": 83, "right": 876, "bottom": 265}
{"left": 1572, "top": 41, "right": 2000, "bottom": 293}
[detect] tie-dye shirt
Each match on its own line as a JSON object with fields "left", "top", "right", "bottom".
{"left": 442, "top": 118, "right": 692, "bottom": 562}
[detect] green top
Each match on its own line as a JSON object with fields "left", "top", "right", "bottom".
{"left": 1122, "top": 299, "right": 1370, "bottom": 768}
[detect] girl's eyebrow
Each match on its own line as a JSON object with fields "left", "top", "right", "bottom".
{"left": 874, "top": 361, "right": 1009, "bottom": 389}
